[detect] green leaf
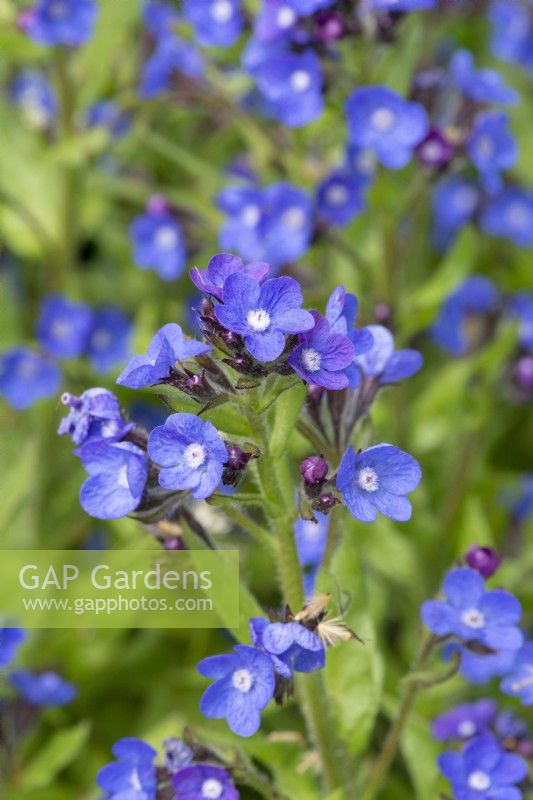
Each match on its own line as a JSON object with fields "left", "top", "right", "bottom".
{"left": 269, "top": 383, "right": 306, "bottom": 458}
{"left": 20, "top": 721, "right": 91, "bottom": 789}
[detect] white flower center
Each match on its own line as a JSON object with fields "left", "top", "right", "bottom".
{"left": 202, "top": 778, "right": 224, "bottom": 799}
{"left": 277, "top": 5, "right": 296, "bottom": 28}
{"left": 232, "top": 668, "right": 253, "bottom": 693}
{"left": 211, "top": 0, "right": 233, "bottom": 23}
{"left": 116, "top": 465, "right": 130, "bottom": 489}
{"left": 101, "top": 420, "right": 120, "bottom": 438}
{"left": 155, "top": 225, "right": 178, "bottom": 250}
{"left": 420, "top": 141, "right": 442, "bottom": 161}
{"left": 241, "top": 204, "right": 260, "bottom": 227}
{"left": 468, "top": 771, "right": 491, "bottom": 791}
{"left": 476, "top": 135, "right": 493, "bottom": 157}
{"left": 457, "top": 720, "right": 476, "bottom": 738}
{"left": 282, "top": 206, "right": 305, "bottom": 229}
{"left": 130, "top": 769, "right": 142, "bottom": 791}
{"left": 326, "top": 184, "right": 349, "bottom": 206}
{"left": 506, "top": 202, "right": 529, "bottom": 229}
{"left": 290, "top": 69, "right": 311, "bottom": 93}
{"left": 301, "top": 347, "right": 322, "bottom": 372}
{"left": 461, "top": 608, "right": 485, "bottom": 629}
{"left": 184, "top": 442, "right": 207, "bottom": 469}
{"left": 246, "top": 308, "right": 271, "bottom": 332}
{"left": 91, "top": 329, "right": 112, "bottom": 350}
{"left": 358, "top": 467, "right": 379, "bottom": 492}
{"left": 370, "top": 107, "right": 395, "bottom": 132}
{"left": 51, "top": 318, "right": 72, "bottom": 340}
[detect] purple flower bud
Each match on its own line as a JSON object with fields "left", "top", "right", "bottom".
{"left": 315, "top": 11, "right": 345, "bottom": 42}
{"left": 225, "top": 444, "right": 250, "bottom": 471}
{"left": 312, "top": 493, "right": 341, "bottom": 514}
{"left": 163, "top": 537, "right": 185, "bottom": 551}
{"left": 516, "top": 739, "right": 533, "bottom": 759}
{"left": 415, "top": 129, "right": 454, "bottom": 168}
{"left": 514, "top": 355, "right": 533, "bottom": 392}
{"left": 374, "top": 303, "right": 392, "bottom": 325}
{"left": 465, "top": 545, "right": 501, "bottom": 578}
{"left": 146, "top": 194, "right": 170, "bottom": 216}
{"left": 300, "top": 455, "right": 328, "bottom": 486}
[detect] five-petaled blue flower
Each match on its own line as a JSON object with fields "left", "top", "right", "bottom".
{"left": 337, "top": 443, "right": 421, "bottom": 523}
{"left": 215, "top": 273, "right": 314, "bottom": 362}
{"left": 450, "top": 49, "right": 518, "bottom": 105}
{"left": 198, "top": 644, "right": 275, "bottom": 736}
{"left": 36, "top": 295, "right": 93, "bottom": 359}
{"left": 86, "top": 100, "right": 131, "bottom": 138}
{"left": 432, "top": 176, "right": 480, "bottom": 250}
{"left": 0, "top": 628, "right": 26, "bottom": 668}
{"left": 9, "top": 669, "right": 77, "bottom": 706}
{"left": 421, "top": 567, "right": 523, "bottom": 651}
{"left": 325, "top": 286, "right": 374, "bottom": 375}
{"left": 97, "top": 737, "right": 157, "bottom": 800}
{"left": 183, "top": 0, "right": 244, "bottom": 48}
{"left": 0, "top": 348, "right": 61, "bottom": 410}
{"left": 288, "top": 311, "right": 355, "bottom": 389}
{"left": 130, "top": 204, "right": 187, "bottom": 281}
{"left": 118, "top": 323, "right": 211, "bottom": 389}
{"left": 148, "top": 413, "right": 227, "bottom": 499}
{"left": 489, "top": 1, "right": 533, "bottom": 76}
{"left": 250, "top": 618, "right": 325, "bottom": 678}
{"left": 143, "top": 0, "right": 180, "bottom": 39}
{"left": 172, "top": 763, "right": 239, "bottom": 799}
{"left": 139, "top": 35, "right": 204, "bottom": 98}
{"left": 467, "top": 112, "right": 517, "bottom": 194}
{"left": 8, "top": 69, "right": 57, "bottom": 129}
{"left": 87, "top": 308, "right": 132, "bottom": 373}
{"left": 432, "top": 699, "right": 496, "bottom": 742}
{"left": 21, "top": 0, "right": 98, "bottom": 46}
{"left": 316, "top": 170, "right": 366, "bottom": 227}
{"left": 501, "top": 641, "right": 533, "bottom": 706}
{"left": 430, "top": 276, "right": 500, "bottom": 356}
{"left": 78, "top": 440, "right": 148, "bottom": 519}
{"left": 438, "top": 732, "right": 528, "bottom": 800}
{"left": 480, "top": 188, "right": 533, "bottom": 249}
{"left": 190, "top": 252, "right": 271, "bottom": 301}
{"left": 58, "top": 388, "right": 132, "bottom": 446}
{"left": 447, "top": 641, "right": 519, "bottom": 685}
{"left": 346, "top": 86, "right": 429, "bottom": 169}
{"left": 349, "top": 324, "right": 423, "bottom": 388}
{"left": 255, "top": 50, "right": 324, "bottom": 127}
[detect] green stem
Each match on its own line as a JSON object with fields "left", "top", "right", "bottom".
{"left": 361, "top": 634, "right": 439, "bottom": 800}
{"left": 209, "top": 498, "right": 276, "bottom": 554}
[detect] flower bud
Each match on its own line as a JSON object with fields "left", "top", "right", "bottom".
{"left": 147, "top": 194, "right": 170, "bottom": 215}
{"left": 222, "top": 444, "right": 255, "bottom": 486}
{"left": 465, "top": 545, "right": 501, "bottom": 578}
{"left": 514, "top": 356, "right": 533, "bottom": 392}
{"left": 162, "top": 537, "right": 185, "bottom": 551}
{"left": 415, "top": 129, "right": 453, "bottom": 168}
{"left": 300, "top": 455, "right": 328, "bottom": 486}
{"left": 312, "top": 493, "right": 341, "bottom": 514}
{"left": 315, "top": 10, "right": 345, "bottom": 42}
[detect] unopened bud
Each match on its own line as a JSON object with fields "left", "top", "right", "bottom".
{"left": 300, "top": 455, "right": 328, "bottom": 486}
{"left": 315, "top": 10, "right": 345, "bottom": 42}
{"left": 312, "top": 493, "right": 341, "bottom": 514}
{"left": 514, "top": 356, "right": 533, "bottom": 392}
{"left": 465, "top": 545, "right": 501, "bottom": 578}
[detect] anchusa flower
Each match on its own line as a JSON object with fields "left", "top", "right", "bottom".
{"left": 173, "top": 763, "right": 239, "bottom": 799}
{"left": 78, "top": 440, "right": 148, "bottom": 519}
{"left": 86, "top": 308, "right": 132, "bottom": 373}
{"left": 421, "top": 567, "right": 523, "bottom": 651}
{"left": 451, "top": 643, "right": 519, "bottom": 686}
{"left": 182, "top": 0, "right": 244, "bottom": 48}
{"left": 501, "top": 641, "right": 533, "bottom": 707}
{"left": 0, "top": 348, "right": 61, "bottom": 410}
{"left": 315, "top": 170, "right": 366, "bottom": 227}
{"left": 58, "top": 388, "right": 132, "bottom": 446}
{"left": 8, "top": 69, "right": 57, "bottom": 129}
{"left": 432, "top": 699, "right": 496, "bottom": 742}
{"left": 450, "top": 49, "right": 518, "bottom": 105}
{"left": 430, "top": 276, "right": 500, "bottom": 356}
{"left": 251, "top": 617, "right": 325, "bottom": 678}
{"left": 348, "top": 324, "right": 423, "bottom": 388}
{"left": 337, "top": 443, "right": 422, "bottom": 523}
{"left": 97, "top": 737, "right": 157, "bottom": 800}
{"left": 130, "top": 198, "right": 187, "bottom": 280}
{"left": 288, "top": 311, "right": 355, "bottom": 389}
{"left": 480, "top": 188, "right": 533, "bottom": 249}
{"left": 254, "top": 50, "right": 324, "bottom": 128}
{"left": 9, "top": 669, "right": 77, "bottom": 706}
{"left": 432, "top": 176, "right": 481, "bottom": 249}
{"left": 467, "top": 112, "right": 517, "bottom": 194}
{"left": 0, "top": 628, "right": 26, "bottom": 668}
{"left": 20, "top": 0, "right": 98, "bottom": 47}
{"left": 163, "top": 737, "right": 194, "bottom": 773}
{"left": 489, "top": 1, "right": 533, "bottom": 76}
{"left": 36, "top": 294, "right": 93, "bottom": 359}
{"left": 189, "top": 252, "right": 271, "bottom": 301}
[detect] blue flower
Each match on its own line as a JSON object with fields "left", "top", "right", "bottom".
{"left": 449, "top": 642, "right": 518, "bottom": 685}
{"left": 432, "top": 176, "right": 480, "bottom": 248}
{"left": 506, "top": 293, "right": 533, "bottom": 350}
{"left": 421, "top": 567, "right": 523, "bottom": 651}
{"left": 8, "top": 69, "right": 57, "bottom": 128}
{"left": 0, "top": 628, "right": 26, "bottom": 668}
{"left": 432, "top": 699, "right": 496, "bottom": 742}
{"left": 254, "top": 0, "right": 300, "bottom": 43}
{"left": 255, "top": 50, "right": 324, "bottom": 127}
{"left": 349, "top": 324, "right": 423, "bottom": 388}
{"left": 346, "top": 86, "right": 428, "bottom": 169}
{"left": 430, "top": 276, "right": 500, "bottom": 356}
{"left": 215, "top": 273, "right": 314, "bottom": 361}
{"left": 87, "top": 308, "right": 132, "bottom": 373}
{"left": 172, "top": 763, "right": 239, "bottom": 799}
{"left": 143, "top": 0, "right": 179, "bottom": 39}
{"left": 86, "top": 101, "right": 131, "bottom": 138}
{"left": 163, "top": 737, "right": 194, "bottom": 774}
{"left": 316, "top": 170, "right": 366, "bottom": 227}
{"left": 467, "top": 112, "right": 517, "bottom": 193}
{"left": 450, "top": 49, "right": 518, "bottom": 105}
{"left": 480, "top": 188, "right": 533, "bottom": 249}
{"left": 501, "top": 641, "right": 533, "bottom": 706}
{"left": 190, "top": 252, "right": 271, "bottom": 301}
{"left": 58, "top": 388, "right": 132, "bottom": 446}
{"left": 288, "top": 311, "right": 355, "bottom": 389}
{"left": 337, "top": 444, "right": 421, "bottom": 523}
{"left": 9, "top": 669, "right": 77, "bottom": 706}
{"left": 78, "top": 441, "right": 148, "bottom": 519}
{"left": 294, "top": 512, "right": 329, "bottom": 597}
{"left": 118, "top": 323, "right": 210, "bottom": 389}
{"left": 21, "top": 0, "right": 98, "bottom": 46}
{"left": 148, "top": 413, "right": 227, "bottom": 499}
{"left": 130, "top": 205, "right": 187, "bottom": 280}
{"left": 250, "top": 618, "right": 325, "bottom": 678}
{"left": 97, "top": 738, "right": 157, "bottom": 800}
{"left": 183, "top": 0, "right": 243, "bottom": 47}
{"left": 139, "top": 35, "right": 204, "bottom": 98}
{"left": 439, "top": 732, "right": 528, "bottom": 800}
{"left": 489, "top": 1, "right": 533, "bottom": 76}
{"left": 36, "top": 294, "right": 93, "bottom": 359}
{"left": 325, "top": 286, "right": 374, "bottom": 361}
{"left": 0, "top": 348, "right": 61, "bottom": 410}
{"left": 198, "top": 644, "right": 275, "bottom": 736}
{"left": 344, "top": 145, "right": 376, "bottom": 187}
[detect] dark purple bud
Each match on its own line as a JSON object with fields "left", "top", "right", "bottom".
{"left": 147, "top": 194, "right": 170, "bottom": 215}
{"left": 374, "top": 303, "right": 392, "bottom": 325}
{"left": 465, "top": 545, "right": 501, "bottom": 578}
{"left": 415, "top": 129, "right": 454, "bottom": 168}
{"left": 225, "top": 444, "right": 251, "bottom": 471}
{"left": 514, "top": 356, "right": 533, "bottom": 392}
{"left": 222, "top": 355, "right": 268, "bottom": 377}
{"left": 315, "top": 10, "right": 345, "bottom": 42}
{"left": 516, "top": 739, "right": 533, "bottom": 759}
{"left": 162, "top": 537, "right": 185, "bottom": 550}
{"left": 312, "top": 493, "right": 341, "bottom": 514}
{"left": 300, "top": 455, "right": 328, "bottom": 486}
